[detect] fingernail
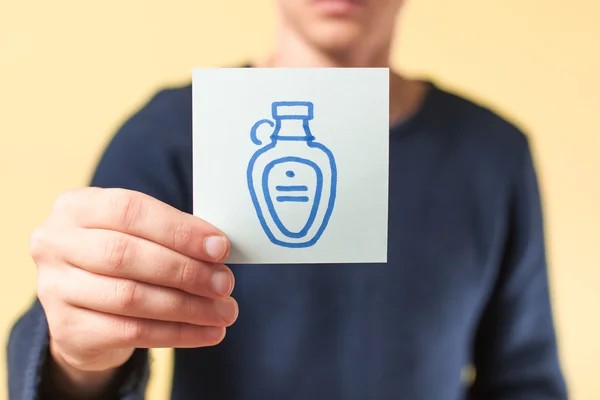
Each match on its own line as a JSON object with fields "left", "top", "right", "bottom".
{"left": 204, "top": 236, "right": 227, "bottom": 260}
{"left": 212, "top": 269, "right": 233, "bottom": 296}
{"left": 216, "top": 298, "right": 238, "bottom": 324}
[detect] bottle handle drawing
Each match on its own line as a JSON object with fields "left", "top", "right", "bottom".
{"left": 250, "top": 119, "right": 275, "bottom": 146}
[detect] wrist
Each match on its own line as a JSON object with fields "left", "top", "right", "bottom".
{"left": 41, "top": 341, "right": 122, "bottom": 400}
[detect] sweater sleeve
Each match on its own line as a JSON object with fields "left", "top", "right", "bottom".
{"left": 467, "top": 138, "right": 568, "bottom": 399}
{"left": 7, "top": 87, "right": 191, "bottom": 400}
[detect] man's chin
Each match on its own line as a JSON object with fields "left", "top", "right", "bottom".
{"left": 307, "top": 24, "right": 367, "bottom": 56}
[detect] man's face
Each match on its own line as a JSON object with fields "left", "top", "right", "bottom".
{"left": 275, "top": 0, "right": 405, "bottom": 54}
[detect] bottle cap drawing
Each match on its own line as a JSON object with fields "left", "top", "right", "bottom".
{"left": 272, "top": 101, "right": 313, "bottom": 119}
{"left": 247, "top": 101, "right": 337, "bottom": 248}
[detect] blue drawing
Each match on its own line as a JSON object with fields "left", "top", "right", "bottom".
{"left": 247, "top": 101, "right": 337, "bottom": 248}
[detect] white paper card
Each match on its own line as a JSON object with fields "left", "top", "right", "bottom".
{"left": 192, "top": 68, "right": 389, "bottom": 264}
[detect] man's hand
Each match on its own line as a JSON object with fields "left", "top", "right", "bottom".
{"left": 30, "top": 188, "right": 237, "bottom": 396}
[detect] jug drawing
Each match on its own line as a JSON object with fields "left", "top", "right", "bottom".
{"left": 247, "top": 101, "right": 337, "bottom": 248}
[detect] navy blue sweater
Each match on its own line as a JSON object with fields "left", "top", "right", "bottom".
{"left": 7, "top": 80, "right": 568, "bottom": 399}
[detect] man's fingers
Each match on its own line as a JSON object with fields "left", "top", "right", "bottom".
{"left": 62, "top": 268, "right": 239, "bottom": 328}
{"left": 51, "top": 188, "right": 229, "bottom": 262}
{"left": 53, "top": 306, "right": 227, "bottom": 350}
{"left": 51, "top": 227, "right": 234, "bottom": 298}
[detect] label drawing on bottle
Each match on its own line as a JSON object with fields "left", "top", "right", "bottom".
{"left": 247, "top": 101, "right": 337, "bottom": 248}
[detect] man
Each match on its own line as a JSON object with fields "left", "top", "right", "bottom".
{"left": 8, "top": 0, "right": 568, "bottom": 399}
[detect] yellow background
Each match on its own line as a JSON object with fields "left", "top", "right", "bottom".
{"left": 1, "top": 1, "right": 598, "bottom": 399}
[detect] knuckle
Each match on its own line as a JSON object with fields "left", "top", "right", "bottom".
{"left": 36, "top": 268, "right": 62, "bottom": 303}
{"left": 114, "top": 279, "right": 139, "bottom": 311}
{"left": 170, "top": 221, "right": 194, "bottom": 249}
{"left": 104, "top": 234, "right": 134, "bottom": 273}
{"left": 47, "top": 312, "right": 71, "bottom": 342}
{"left": 29, "top": 226, "right": 49, "bottom": 260}
{"left": 36, "top": 277, "right": 54, "bottom": 302}
{"left": 53, "top": 189, "right": 79, "bottom": 212}
{"left": 175, "top": 324, "right": 186, "bottom": 344}
{"left": 52, "top": 188, "right": 95, "bottom": 215}
{"left": 49, "top": 188, "right": 88, "bottom": 226}
{"left": 110, "top": 191, "right": 143, "bottom": 230}
{"left": 178, "top": 258, "right": 199, "bottom": 291}
{"left": 121, "top": 318, "right": 145, "bottom": 342}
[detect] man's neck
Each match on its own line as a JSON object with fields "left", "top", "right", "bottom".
{"left": 253, "top": 32, "right": 429, "bottom": 127}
